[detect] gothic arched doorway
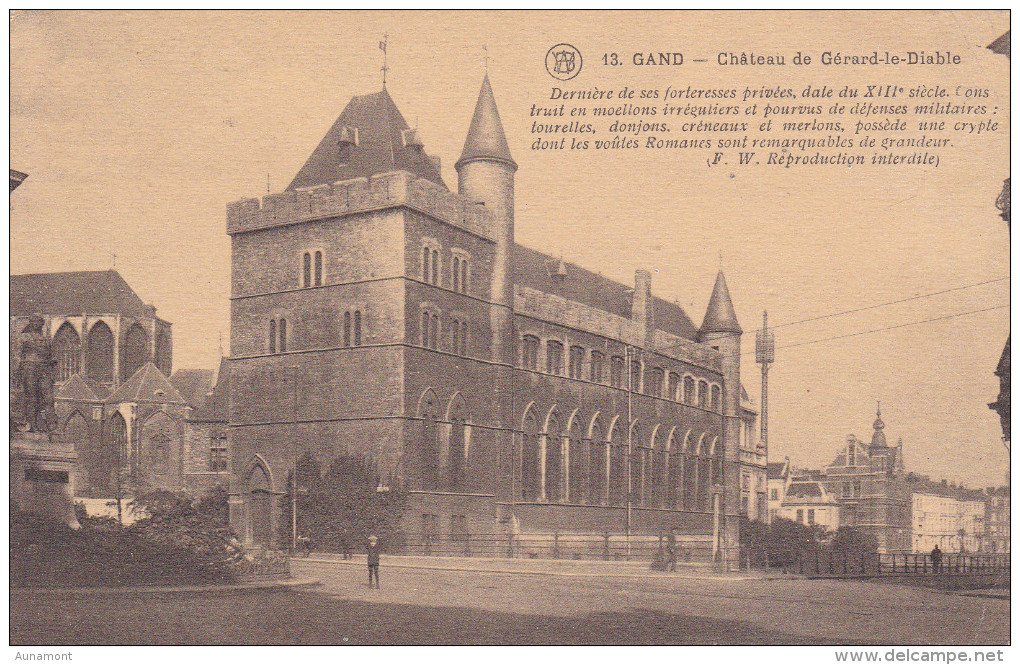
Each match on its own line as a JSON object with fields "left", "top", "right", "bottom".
{"left": 247, "top": 461, "right": 273, "bottom": 547}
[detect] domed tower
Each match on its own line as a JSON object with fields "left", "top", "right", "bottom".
{"left": 456, "top": 75, "right": 517, "bottom": 365}
{"left": 698, "top": 271, "right": 742, "bottom": 562}
{"left": 871, "top": 403, "right": 888, "bottom": 448}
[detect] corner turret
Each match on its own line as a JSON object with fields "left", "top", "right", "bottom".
{"left": 699, "top": 271, "right": 742, "bottom": 337}
{"left": 871, "top": 403, "right": 888, "bottom": 448}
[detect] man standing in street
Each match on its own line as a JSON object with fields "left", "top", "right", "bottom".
{"left": 666, "top": 527, "right": 678, "bottom": 572}
{"left": 366, "top": 534, "right": 382, "bottom": 588}
{"left": 930, "top": 543, "right": 942, "bottom": 574}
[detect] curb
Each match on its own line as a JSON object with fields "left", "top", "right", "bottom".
{"left": 10, "top": 578, "right": 322, "bottom": 596}
{"left": 295, "top": 557, "right": 793, "bottom": 582}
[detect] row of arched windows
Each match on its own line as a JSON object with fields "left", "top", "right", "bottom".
{"left": 422, "top": 243, "right": 470, "bottom": 294}
{"left": 519, "top": 408, "right": 724, "bottom": 511}
{"left": 519, "top": 335, "right": 723, "bottom": 411}
{"left": 267, "top": 310, "right": 366, "bottom": 354}
{"left": 47, "top": 320, "right": 170, "bottom": 384}
{"left": 301, "top": 251, "right": 323, "bottom": 288}
{"left": 421, "top": 308, "right": 470, "bottom": 355}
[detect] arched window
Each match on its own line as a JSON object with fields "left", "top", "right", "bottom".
{"left": 683, "top": 434, "right": 696, "bottom": 511}
{"left": 588, "top": 421, "right": 605, "bottom": 504}
{"left": 353, "top": 311, "right": 362, "bottom": 347}
{"left": 630, "top": 361, "right": 642, "bottom": 392}
{"left": 647, "top": 368, "right": 664, "bottom": 397}
{"left": 154, "top": 330, "right": 171, "bottom": 375}
{"left": 453, "top": 256, "right": 460, "bottom": 292}
{"left": 568, "top": 346, "right": 585, "bottom": 379}
{"left": 569, "top": 419, "right": 585, "bottom": 504}
{"left": 699, "top": 438, "right": 711, "bottom": 511}
{"left": 449, "top": 397, "right": 467, "bottom": 491}
{"left": 53, "top": 323, "right": 81, "bottom": 382}
{"left": 631, "top": 424, "right": 644, "bottom": 505}
{"left": 546, "top": 341, "right": 563, "bottom": 375}
{"left": 430, "top": 313, "right": 439, "bottom": 349}
{"left": 711, "top": 384, "right": 721, "bottom": 412}
{"left": 278, "top": 319, "right": 287, "bottom": 353}
{"left": 666, "top": 431, "right": 682, "bottom": 509}
{"left": 422, "top": 247, "right": 430, "bottom": 282}
{"left": 684, "top": 376, "right": 695, "bottom": 404}
{"left": 461, "top": 259, "right": 469, "bottom": 294}
{"left": 150, "top": 432, "right": 170, "bottom": 474}
{"left": 522, "top": 335, "right": 539, "bottom": 370}
{"left": 521, "top": 410, "right": 539, "bottom": 501}
{"left": 108, "top": 412, "right": 128, "bottom": 470}
{"left": 87, "top": 321, "right": 114, "bottom": 384}
{"left": 122, "top": 323, "right": 149, "bottom": 382}
{"left": 698, "top": 380, "right": 709, "bottom": 408}
{"left": 590, "top": 351, "right": 604, "bottom": 383}
{"left": 314, "top": 251, "right": 323, "bottom": 286}
{"left": 421, "top": 311, "right": 430, "bottom": 347}
{"left": 609, "top": 422, "right": 625, "bottom": 506}
{"left": 652, "top": 429, "right": 666, "bottom": 508}
{"left": 269, "top": 319, "right": 277, "bottom": 354}
{"left": 303, "top": 252, "right": 312, "bottom": 287}
{"left": 610, "top": 356, "right": 624, "bottom": 387}
{"left": 668, "top": 372, "right": 680, "bottom": 401}
{"left": 421, "top": 396, "right": 440, "bottom": 491}
{"left": 344, "top": 311, "right": 351, "bottom": 347}
{"left": 545, "top": 412, "right": 562, "bottom": 503}
{"left": 431, "top": 249, "right": 439, "bottom": 285}
{"left": 460, "top": 321, "right": 468, "bottom": 355}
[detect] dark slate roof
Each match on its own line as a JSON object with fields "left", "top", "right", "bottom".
{"left": 456, "top": 75, "right": 516, "bottom": 169}
{"left": 995, "top": 335, "right": 1010, "bottom": 376}
{"left": 106, "top": 362, "right": 186, "bottom": 405}
{"left": 988, "top": 31, "right": 1010, "bottom": 57}
{"left": 785, "top": 481, "right": 823, "bottom": 498}
{"left": 766, "top": 461, "right": 788, "bottom": 480}
{"left": 287, "top": 88, "right": 446, "bottom": 191}
{"left": 190, "top": 356, "right": 230, "bottom": 422}
{"left": 700, "top": 271, "right": 742, "bottom": 335}
{"left": 169, "top": 369, "right": 215, "bottom": 409}
{"left": 55, "top": 373, "right": 110, "bottom": 402}
{"left": 10, "top": 270, "right": 151, "bottom": 318}
{"left": 512, "top": 244, "right": 699, "bottom": 341}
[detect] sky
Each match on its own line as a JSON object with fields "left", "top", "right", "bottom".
{"left": 9, "top": 10, "right": 1010, "bottom": 489}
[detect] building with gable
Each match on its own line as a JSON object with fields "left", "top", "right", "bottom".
{"left": 225, "top": 77, "right": 762, "bottom": 561}
{"left": 815, "top": 407, "right": 911, "bottom": 553}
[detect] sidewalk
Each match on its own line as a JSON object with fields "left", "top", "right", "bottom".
{"left": 299, "top": 552, "right": 793, "bottom": 581}
{"left": 11, "top": 577, "right": 322, "bottom": 596}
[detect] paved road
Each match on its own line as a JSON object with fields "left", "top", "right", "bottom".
{"left": 296, "top": 557, "right": 1010, "bottom": 645}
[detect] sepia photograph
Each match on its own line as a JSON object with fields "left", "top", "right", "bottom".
{"left": 8, "top": 10, "right": 1011, "bottom": 652}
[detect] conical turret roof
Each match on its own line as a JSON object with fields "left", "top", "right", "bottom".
{"left": 456, "top": 75, "right": 516, "bottom": 169}
{"left": 700, "top": 271, "right": 742, "bottom": 335}
{"left": 287, "top": 88, "right": 446, "bottom": 191}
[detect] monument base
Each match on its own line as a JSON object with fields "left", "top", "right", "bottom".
{"left": 10, "top": 430, "right": 80, "bottom": 529}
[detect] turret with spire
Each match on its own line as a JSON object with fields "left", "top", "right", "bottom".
{"left": 456, "top": 74, "right": 516, "bottom": 366}
{"left": 871, "top": 402, "right": 887, "bottom": 448}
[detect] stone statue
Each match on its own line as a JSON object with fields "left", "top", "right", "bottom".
{"left": 13, "top": 315, "right": 57, "bottom": 433}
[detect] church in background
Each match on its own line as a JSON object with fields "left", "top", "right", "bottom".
{"left": 225, "top": 74, "right": 764, "bottom": 562}
{"left": 10, "top": 270, "right": 229, "bottom": 506}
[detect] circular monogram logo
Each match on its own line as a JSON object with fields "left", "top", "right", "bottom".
{"left": 545, "top": 43, "right": 582, "bottom": 81}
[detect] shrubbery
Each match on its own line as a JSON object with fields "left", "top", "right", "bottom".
{"left": 739, "top": 518, "right": 878, "bottom": 568}
{"left": 10, "top": 488, "right": 243, "bottom": 588}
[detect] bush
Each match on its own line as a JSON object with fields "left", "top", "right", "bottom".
{"left": 11, "top": 489, "right": 243, "bottom": 588}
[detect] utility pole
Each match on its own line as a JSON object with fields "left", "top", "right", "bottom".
{"left": 626, "top": 345, "right": 634, "bottom": 558}
{"left": 756, "top": 311, "right": 775, "bottom": 453}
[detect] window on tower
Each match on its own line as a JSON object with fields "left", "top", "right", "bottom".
{"left": 344, "top": 311, "right": 351, "bottom": 347}
{"left": 453, "top": 257, "right": 460, "bottom": 292}
{"left": 461, "top": 259, "right": 469, "bottom": 294}
{"left": 630, "top": 360, "right": 642, "bottom": 392}
{"left": 303, "top": 252, "right": 311, "bottom": 288}
{"left": 590, "top": 351, "right": 604, "bottom": 383}
{"left": 668, "top": 372, "right": 680, "bottom": 401}
{"left": 711, "top": 384, "right": 721, "bottom": 412}
{"left": 314, "top": 251, "right": 323, "bottom": 286}
{"left": 431, "top": 250, "right": 439, "bottom": 285}
{"left": 569, "top": 345, "right": 585, "bottom": 379}
{"left": 610, "top": 356, "right": 624, "bottom": 388}
{"left": 522, "top": 335, "right": 539, "bottom": 370}
{"left": 684, "top": 376, "right": 695, "bottom": 404}
{"left": 647, "top": 367, "right": 664, "bottom": 397}
{"left": 353, "top": 310, "right": 362, "bottom": 347}
{"left": 546, "top": 341, "right": 564, "bottom": 375}
{"left": 697, "top": 380, "right": 708, "bottom": 408}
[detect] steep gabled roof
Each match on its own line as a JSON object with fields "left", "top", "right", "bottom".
{"left": 287, "top": 88, "right": 446, "bottom": 191}
{"left": 766, "top": 461, "right": 788, "bottom": 480}
{"left": 55, "top": 373, "right": 110, "bottom": 402}
{"left": 170, "top": 368, "right": 215, "bottom": 409}
{"left": 456, "top": 75, "right": 516, "bottom": 169}
{"left": 106, "top": 362, "right": 186, "bottom": 405}
{"left": 512, "top": 244, "right": 700, "bottom": 341}
{"left": 190, "top": 356, "right": 230, "bottom": 422}
{"left": 10, "top": 270, "right": 152, "bottom": 318}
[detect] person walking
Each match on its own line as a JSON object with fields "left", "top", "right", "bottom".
{"left": 366, "top": 534, "right": 382, "bottom": 588}
{"left": 930, "top": 544, "right": 943, "bottom": 574}
{"left": 666, "top": 527, "right": 678, "bottom": 572}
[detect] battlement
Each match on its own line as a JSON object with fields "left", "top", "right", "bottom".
{"left": 515, "top": 285, "right": 723, "bottom": 373}
{"left": 226, "top": 171, "right": 495, "bottom": 240}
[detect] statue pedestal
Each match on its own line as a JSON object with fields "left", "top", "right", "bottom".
{"left": 10, "top": 431, "right": 80, "bottom": 529}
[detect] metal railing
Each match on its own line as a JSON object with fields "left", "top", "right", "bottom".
{"left": 775, "top": 551, "right": 1010, "bottom": 583}
{"left": 365, "top": 531, "right": 715, "bottom": 562}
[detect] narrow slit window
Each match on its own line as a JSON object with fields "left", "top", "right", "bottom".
{"left": 314, "top": 251, "right": 323, "bottom": 286}
{"left": 353, "top": 311, "right": 362, "bottom": 347}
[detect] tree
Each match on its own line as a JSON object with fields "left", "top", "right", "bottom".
{"left": 278, "top": 452, "right": 407, "bottom": 552}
